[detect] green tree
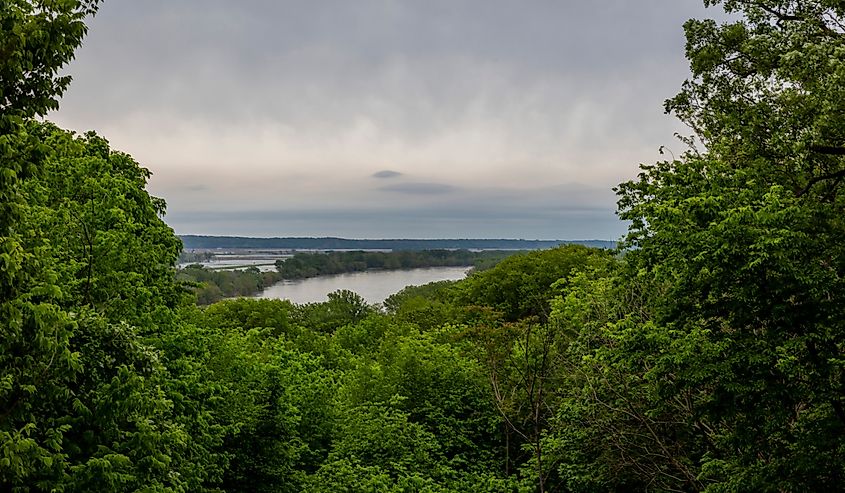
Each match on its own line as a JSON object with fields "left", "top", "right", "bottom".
{"left": 383, "top": 281, "right": 459, "bottom": 331}
{"left": 457, "top": 246, "right": 610, "bottom": 322}
{"left": 1, "top": 120, "right": 225, "bottom": 490}
{"left": 21, "top": 122, "right": 182, "bottom": 326}
{"left": 1, "top": 4, "right": 104, "bottom": 486}
{"left": 610, "top": 1, "right": 845, "bottom": 489}
{"left": 668, "top": 0, "right": 845, "bottom": 189}
{"left": 295, "top": 289, "right": 374, "bottom": 333}
{"left": 2, "top": 81, "right": 225, "bottom": 492}
{"left": 202, "top": 297, "right": 296, "bottom": 338}
{"left": 547, "top": 267, "right": 708, "bottom": 492}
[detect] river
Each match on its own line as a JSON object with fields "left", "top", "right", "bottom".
{"left": 255, "top": 266, "right": 471, "bottom": 305}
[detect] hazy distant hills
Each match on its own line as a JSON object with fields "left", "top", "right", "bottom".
{"left": 180, "top": 236, "right": 617, "bottom": 251}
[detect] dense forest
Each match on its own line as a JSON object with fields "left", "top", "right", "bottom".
{"left": 272, "top": 250, "right": 515, "bottom": 279}
{"left": 177, "top": 265, "right": 282, "bottom": 304}
{"left": 2, "top": 1, "right": 844, "bottom": 492}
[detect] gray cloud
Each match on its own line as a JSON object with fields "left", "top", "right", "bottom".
{"left": 159, "top": 181, "right": 623, "bottom": 239}
{"left": 378, "top": 182, "right": 457, "bottom": 195}
{"left": 181, "top": 184, "right": 210, "bottom": 192}
{"left": 50, "top": 1, "right": 719, "bottom": 238}
{"left": 166, "top": 206, "right": 624, "bottom": 240}
{"left": 372, "top": 170, "right": 403, "bottom": 179}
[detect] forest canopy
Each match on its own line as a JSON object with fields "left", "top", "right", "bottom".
{"left": 1, "top": 1, "right": 843, "bottom": 492}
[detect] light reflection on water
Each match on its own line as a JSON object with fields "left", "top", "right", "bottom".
{"left": 256, "top": 266, "right": 471, "bottom": 305}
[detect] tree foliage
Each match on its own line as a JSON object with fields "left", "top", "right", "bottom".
{"left": 274, "top": 249, "right": 511, "bottom": 280}
{"left": 582, "top": 1, "right": 845, "bottom": 490}
{"left": 3, "top": 1, "right": 844, "bottom": 492}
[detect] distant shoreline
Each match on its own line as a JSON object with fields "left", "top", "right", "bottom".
{"left": 179, "top": 235, "right": 617, "bottom": 251}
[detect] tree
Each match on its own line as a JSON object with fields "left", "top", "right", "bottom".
{"left": 383, "top": 281, "right": 459, "bottom": 331}
{"left": 295, "top": 290, "right": 374, "bottom": 333}
{"left": 611, "top": 1, "right": 845, "bottom": 489}
{"left": 20, "top": 122, "right": 182, "bottom": 325}
{"left": 0, "top": 0, "right": 100, "bottom": 120}
{"left": 1, "top": 0, "right": 102, "bottom": 298}
{"left": 668, "top": 0, "right": 845, "bottom": 195}
{"left": 547, "top": 267, "right": 709, "bottom": 492}
{"left": 0, "top": 119, "right": 225, "bottom": 490}
{"left": 480, "top": 320, "right": 560, "bottom": 493}
{"left": 457, "top": 245, "right": 610, "bottom": 322}
{"left": 1, "top": 4, "right": 111, "bottom": 487}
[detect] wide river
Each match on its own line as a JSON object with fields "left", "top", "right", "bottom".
{"left": 256, "top": 266, "right": 471, "bottom": 305}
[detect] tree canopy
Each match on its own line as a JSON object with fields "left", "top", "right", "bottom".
{"left": 609, "top": 0, "right": 845, "bottom": 488}
{"left": 2, "top": 1, "right": 844, "bottom": 492}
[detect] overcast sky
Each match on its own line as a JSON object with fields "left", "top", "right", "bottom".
{"left": 50, "top": 0, "right": 718, "bottom": 240}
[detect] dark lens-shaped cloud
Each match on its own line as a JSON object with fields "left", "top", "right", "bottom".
{"left": 372, "top": 170, "right": 403, "bottom": 179}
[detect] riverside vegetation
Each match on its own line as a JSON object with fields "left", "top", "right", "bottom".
{"left": 2, "top": 1, "right": 844, "bottom": 492}
{"left": 178, "top": 249, "right": 517, "bottom": 304}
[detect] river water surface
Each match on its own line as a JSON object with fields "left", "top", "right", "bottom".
{"left": 256, "top": 266, "right": 471, "bottom": 305}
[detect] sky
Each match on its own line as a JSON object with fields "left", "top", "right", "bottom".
{"left": 50, "top": 0, "right": 719, "bottom": 240}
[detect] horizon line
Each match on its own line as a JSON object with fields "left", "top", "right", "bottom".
{"left": 178, "top": 234, "right": 618, "bottom": 242}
